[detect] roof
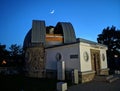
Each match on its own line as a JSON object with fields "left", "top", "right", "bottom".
{"left": 46, "top": 38, "right": 107, "bottom": 49}
{"left": 31, "top": 20, "right": 46, "bottom": 43}
{"left": 77, "top": 38, "right": 107, "bottom": 47}
{"left": 23, "top": 20, "right": 76, "bottom": 49}
{"left": 23, "top": 20, "right": 46, "bottom": 48}
{"left": 55, "top": 22, "right": 76, "bottom": 43}
{"left": 23, "top": 20, "right": 106, "bottom": 49}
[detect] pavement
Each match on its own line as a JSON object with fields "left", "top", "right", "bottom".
{"left": 68, "top": 75, "right": 120, "bottom": 91}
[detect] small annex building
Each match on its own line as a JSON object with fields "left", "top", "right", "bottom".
{"left": 23, "top": 20, "right": 109, "bottom": 83}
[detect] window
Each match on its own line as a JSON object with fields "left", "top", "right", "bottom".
{"left": 56, "top": 53, "right": 62, "bottom": 61}
{"left": 70, "top": 54, "right": 78, "bottom": 59}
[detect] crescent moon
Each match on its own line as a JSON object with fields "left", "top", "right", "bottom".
{"left": 50, "top": 10, "right": 55, "bottom": 14}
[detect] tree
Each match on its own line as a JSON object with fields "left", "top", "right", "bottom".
{"left": 0, "top": 44, "right": 9, "bottom": 66}
{"left": 97, "top": 26, "right": 120, "bottom": 70}
{"left": 9, "top": 44, "right": 23, "bottom": 57}
{"left": 9, "top": 44, "right": 24, "bottom": 67}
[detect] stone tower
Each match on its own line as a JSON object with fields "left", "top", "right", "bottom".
{"left": 23, "top": 20, "right": 46, "bottom": 78}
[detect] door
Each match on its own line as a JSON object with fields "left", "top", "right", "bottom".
{"left": 91, "top": 49, "right": 100, "bottom": 75}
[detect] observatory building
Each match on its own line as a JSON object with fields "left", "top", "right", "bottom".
{"left": 23, "top": 20, "right": 109, "bottom": 83}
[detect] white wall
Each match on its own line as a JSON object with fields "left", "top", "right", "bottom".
{"left": 79, "top": 43, "right": 92, "bottom": 72}
{"left": 80, "top": 42, "right": 108, "bottom": 72}
{"left": 100, "top": 49, "right": 108, "bottom": 69}
{"left": 45, "top": 43, "right": 80, "bottom": 71}
{"left": 45, "top": 42, "right": 108, "bottom": 73}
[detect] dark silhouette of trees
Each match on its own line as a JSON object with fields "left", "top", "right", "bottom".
{"left": 9, "top": 44, "right": 24, "bottom": 67}
{"left": 0, "top": 43, "right": 24, "bottom": 67}
{"left": 9, "top": 44, "right": 23, "bottom": 57}
{"left": 97, "top": 26, "right": 120, "bottom": 70}
{"left": 0, "top": 44, "right": 9, "bottom": 66}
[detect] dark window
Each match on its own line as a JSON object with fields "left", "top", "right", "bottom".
{"left": 70, "top": 54, "right": 78, "bottom": 59}
{"left": 56, "top": 53, "right": 62, "bottom": 61}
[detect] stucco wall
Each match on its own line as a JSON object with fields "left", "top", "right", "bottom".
{"left": 45, "top": 42, "right": 108, "bottom": 73}
{"left": 79, "top": 43, "right": 92, "bottom": 72}
{"left": 80, "top": 42, "right": 108, "bottom": 72}
{"left": 100, "top": 49, "right": 108, "bottom": 69}
{"left": 45, "top": 43, "right": 80, "bottom": 71}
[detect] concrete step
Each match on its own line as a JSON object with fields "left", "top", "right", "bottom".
{"left": 93, "top": 76, "right": 107, "bottom": 82}
{"left": 115, "top": 70, "right": 120, "bottom": 75}
{"left": 106, "top": 75, "right": 113, "bottom": 80}
{"left": 106, "top": 76, "right": 119, "bottom": 83}
{"left": 93, "top": 75, "right": 120, "bottom": 83}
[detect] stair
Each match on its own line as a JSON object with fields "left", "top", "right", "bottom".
{"left": 93, "top": 75, "right": 120, "bottom": 83}
{"left": 106, "top": 75, "right": 119, "bottom": 83}
{"left": 93, "top": 75, "right": 107, "bottom": 82}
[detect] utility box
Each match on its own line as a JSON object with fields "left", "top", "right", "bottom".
{"left": 57, "top": 61, "right": 65, "bottom": 80}
{"left": 57, "top": 82, "right": 67, "bottom": 91}
{"left": 72, "top": 69, "right": 79, "bottom": 84}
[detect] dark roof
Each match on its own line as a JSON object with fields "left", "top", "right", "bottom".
{"left": 23, "top": 20, "right": 107, "bottom": 50}
{"left": 45, "top": 41, "right": 77, "bottom": 49}
{"left": 23, "top": 20, "right": 46, "bottom": 48}
{"left": 23, "top": 29, "right": 31, "bottom": 48}
{"left": 23, "top": 20, "right": 77, "bottom": 49}
{"left": 55, "top": 22, "right": 76, "bottom": 43}
{"left": 46, "top": 38, "right": 107, "bottom": 49}
{"left": 31, "top": 20, "right": 46, "bottom": 43}
{"left": 77, "top": 38, "right": 107, "bottom": 47}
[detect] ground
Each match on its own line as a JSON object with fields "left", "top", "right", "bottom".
{"left": 0, "top": 75, "right": 57, "bottom": 91}
{"left": 68, "top": 76, "right": 120, "bottom": 91}
{"left": 0, "top": 74, "right": 120, "bottom": 91}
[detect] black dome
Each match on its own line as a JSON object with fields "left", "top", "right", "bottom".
{"left": 23, "top": 20, "right": 46, "bottom": 49}
{"left": 23, "top": 20, "right": 76, "bottom": 49}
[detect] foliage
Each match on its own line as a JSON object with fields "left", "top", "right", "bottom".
{"left": 0, "top": 44, "right": 9, "bottom": 63}
{"left": 0, "top": 43, "right": 24, "bottom": 67}
{"left": 9, "top": 44, "right": 24, "bottom": 57}
{"left": 97, "top": 26, "right": 120, "bottom": 69}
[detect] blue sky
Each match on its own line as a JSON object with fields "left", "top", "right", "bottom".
{"left": 0, "top": 0, "right": 120, "bottom": 48}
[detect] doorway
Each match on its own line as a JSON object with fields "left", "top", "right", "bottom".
{"left": 91, "top": 49, "right": 100, "bottom": 75}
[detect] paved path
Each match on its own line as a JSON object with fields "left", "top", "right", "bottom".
{"left": 68, "top": 75, "right": 120, "bottom": 91}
